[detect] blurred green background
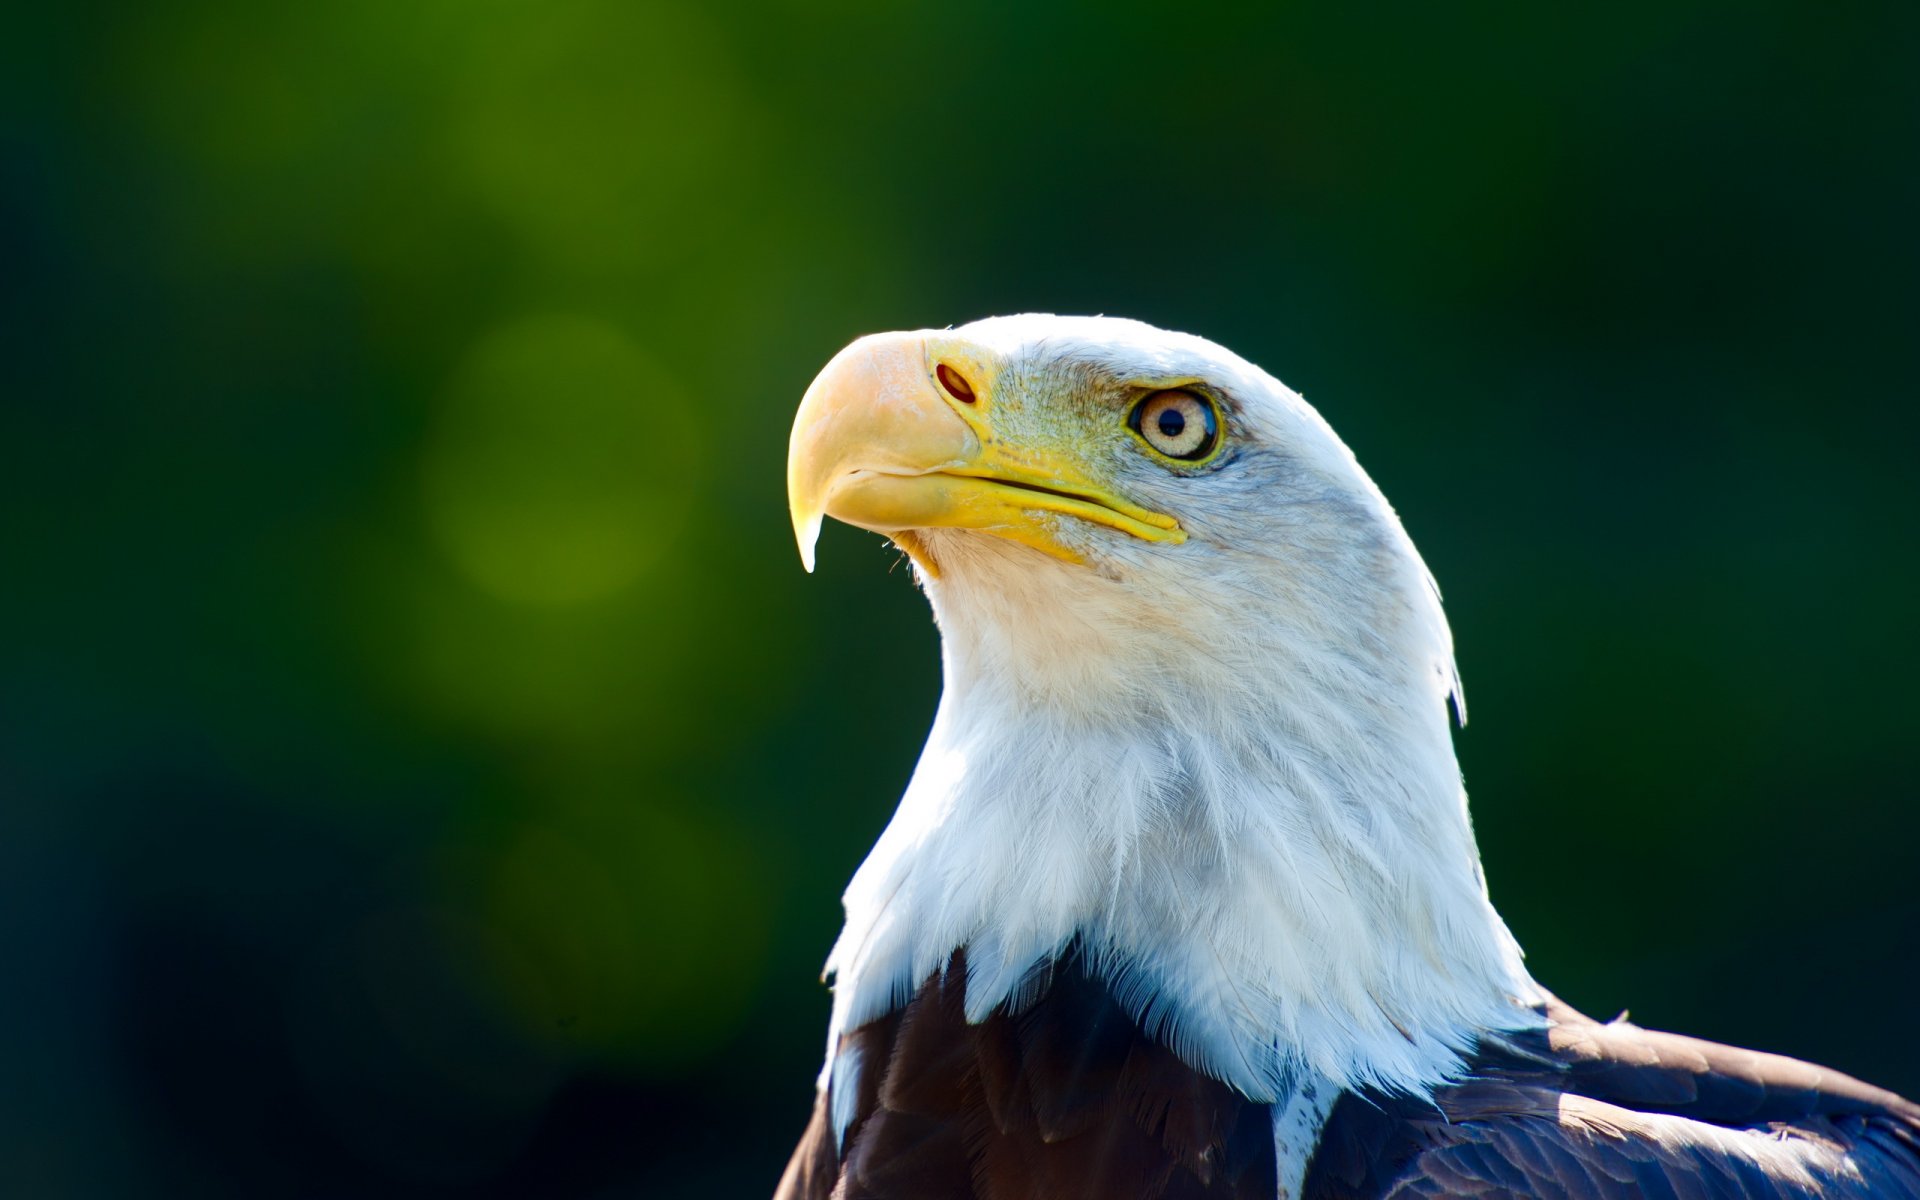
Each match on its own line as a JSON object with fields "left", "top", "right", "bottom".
{"left": 4, "top": 1, "right": 1917, "bottom": 1196}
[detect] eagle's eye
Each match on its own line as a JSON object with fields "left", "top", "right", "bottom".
{"left": 1129, "top": 389, "right": 1218, "bottom": 462}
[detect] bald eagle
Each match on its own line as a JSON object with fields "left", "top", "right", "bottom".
{"left": 775, "top": 317, "right": 1920, "bottom": 1199}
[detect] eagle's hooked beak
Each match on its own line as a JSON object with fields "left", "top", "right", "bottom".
{"left": 786, "top": 331, "right": 1184, "bottom": 576}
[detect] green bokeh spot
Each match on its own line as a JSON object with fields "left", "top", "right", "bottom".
{"left": 423, "top": 314, "right": 698, "bottom": 607}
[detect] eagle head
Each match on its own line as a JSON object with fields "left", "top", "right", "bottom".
{"left": 786, "top": 315, "right": 1535, "bottom": 1105}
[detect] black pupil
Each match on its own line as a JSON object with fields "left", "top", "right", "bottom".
{"left": 1156, "top": 407, "right": 1187, "bottom": 439}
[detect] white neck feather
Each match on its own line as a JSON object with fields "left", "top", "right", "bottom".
{"left": 821, "top": 445, "right": 1539, "bottom": 1108}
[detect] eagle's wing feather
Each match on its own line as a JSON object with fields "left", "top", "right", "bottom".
{"left": 1308, "top": 998, "right": 1920, "bottom": 1199}
{"left": 1316, "top": 1086, "right": 1920, "bottom": 1199}
{"left": 1543, "top": 997, "right": 1914, "bottom": 1123}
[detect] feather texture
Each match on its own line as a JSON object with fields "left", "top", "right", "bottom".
{"left": 779, "top": 972, "right": 1920, "bottom": 1199}
{"left": 780, "top": 947, "right": 1278, "bottom": 1200}
{"left": 1307, "top": 997, "right": 1920, "bottom": 1198}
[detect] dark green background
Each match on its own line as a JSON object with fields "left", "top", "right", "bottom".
{"left": 5, "top": 2, "right": 1916, "bottom": 1196}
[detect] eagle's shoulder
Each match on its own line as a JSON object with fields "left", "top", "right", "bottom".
{"left": 1306, "top": 996, "right": 1920, "bottom": 1199}
{"left": 774, "top": 947, "right": 1277, "bottom": 1200}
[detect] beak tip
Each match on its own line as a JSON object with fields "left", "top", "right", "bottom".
{"left": 793, "top": 511, "right": 822, "bottom": 573}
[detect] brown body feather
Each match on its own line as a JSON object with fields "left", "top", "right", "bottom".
{"left": 776, "top": 949, "right": 1276, "bottom": 1200}
{"left": 778, "top": 958, "right": 1920, "bottom": 1199}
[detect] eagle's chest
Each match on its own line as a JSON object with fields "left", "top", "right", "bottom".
{"left": 780, "top": 948, "right": 1294, "bottom": 1200}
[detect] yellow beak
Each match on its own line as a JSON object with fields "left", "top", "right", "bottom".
{"left": 786, "top": 332, "right": 1184, "bottom": 575}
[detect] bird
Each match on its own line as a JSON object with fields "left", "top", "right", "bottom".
{"left": 774, "top": 315, "right": 1920, "bottom": 1199}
